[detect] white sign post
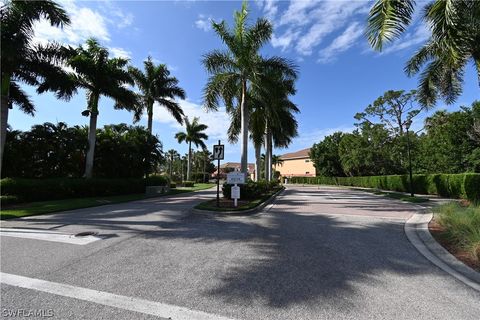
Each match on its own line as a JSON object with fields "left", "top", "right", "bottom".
{"left": 227, "top": 172, "right": 245, "bottom": 207}
{"left": 231, "top": 185, "right": 240, "bottom": 207}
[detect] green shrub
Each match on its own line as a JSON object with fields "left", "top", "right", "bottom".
{"left": 191, "top": 173, "right": 210, "bottom": 183}
{"left": 289, "top": 173, "right": 480, "bottom": 202}
{"left": 0, "top": 178, "right": 145, "bottom": 203}
{"left": 183, "top": 181, "right": 195, "bottom": 187}
{"left": 146, "top": 175, "right": 169, "bottom": 186}
{"left": 170, "top": 182, "right": 177, "bottom": 188}
{"left": 0, "top": 195, "right": 19, "bottom": 206}
{"left": 435, "top": 202, "right": 480, "bottom": 262}
{"left": 222, "top": 180, "right": 280, "bottom": 200}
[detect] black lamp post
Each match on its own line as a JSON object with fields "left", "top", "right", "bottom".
{"left": 405, "top": 119, "right": 414, "bottom": 197}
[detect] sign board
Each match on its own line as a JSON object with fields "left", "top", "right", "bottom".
{"left": 213, "top": 144, "right": 224, "bottom": 160}
{"left": 231, "top": 185, "right": 240, "bottom": 199}
{"left": 227, "top": 172, "right": 245, "bottom": 184}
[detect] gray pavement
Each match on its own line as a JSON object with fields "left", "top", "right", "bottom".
{"left": 1, "top": 185, "right": 479, "bottom": 319}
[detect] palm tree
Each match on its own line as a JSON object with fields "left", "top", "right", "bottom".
{"left": 227, "top": 64, "right": 299, "bottom": 182}
{"left": 366, "top": 0, "right": 480, "bottom": 107}
{"left": 68, "top": 38, "right": 138, "bottom": 178}
{"left": 271, "top": 154, "right": 284, "bottom": 172}
{"left": 166, "top": 149, "right": 179, "bottom": 178}
{"left": 202, "top": 0, "right": 296, "bottom": 175}
{"left": 1, "top": 0, "right": 76, "bottom": 173}
{"left": 175, "top": 117, "right": 208, "bottom": 181}
{"left": 128, "top": 57, "right": 186, "bottom": 134}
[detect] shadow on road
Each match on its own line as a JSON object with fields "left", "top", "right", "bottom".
{"left": 7, "top": 187, "right": 439, "bottom": 308}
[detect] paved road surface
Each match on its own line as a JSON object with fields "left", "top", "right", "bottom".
{"left": 1, "top": 186, "right": 479, "bottom": 319}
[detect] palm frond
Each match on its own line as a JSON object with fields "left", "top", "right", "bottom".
{"left": 366, "top": 0, "right": 416, "bottom": 51}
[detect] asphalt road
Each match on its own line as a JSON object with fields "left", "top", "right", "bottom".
{"left": 1, "top": 185, "right": 479, "bottom": 319}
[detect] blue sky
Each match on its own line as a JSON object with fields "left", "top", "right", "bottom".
{"left": 10, "top": 0, "right": 480, "bottom": 163}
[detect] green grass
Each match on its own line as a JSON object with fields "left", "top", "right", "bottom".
{"left": 0, "top": 194, "right": 146, "bottom": 220}
{"left": 434, "top": 202, "right": 480, "bottom": 263}
{"left": 0, "top": 183, "right": 216, "bottom": 220}
{"left": 194, "top": 187, "right": 283, "bottom": 213}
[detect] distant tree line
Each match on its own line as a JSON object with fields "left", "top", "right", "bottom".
{"left": 2, "top": 123, "right": 162, "bottom": 179}
{"left": 310, "top": 91, "right": 480, "bottom": 177}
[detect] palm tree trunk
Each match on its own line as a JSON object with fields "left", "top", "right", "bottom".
{"left": 84, "top": 94, "right": 99, "bottom": 178}
{"left": 255, "top": 143, "right": 261, "bottom": 182}
{"left": 147, "top": 103, "right": 153, "bottom": 134}
{"left": 240, "top": 79, "right": 248, "bottom": 177}
{"left": 0, "top": 96, "right": 9, "bottom": 177}
{"left": 267, "top": 131, "right": 272, "bottom": 181}
{"left": 187, "top": 141, "right": 192, "bottom": 181}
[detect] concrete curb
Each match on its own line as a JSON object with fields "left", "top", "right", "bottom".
{"left": 405, "top": 205, "right": 480, "bottom": 292}
{"left": 191, "top": 187, "right": 285, "bottom": 217}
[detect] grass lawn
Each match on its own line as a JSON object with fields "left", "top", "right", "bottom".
{"left": 194, "top": 187, "right": 283, "bottom": 212}
{"left": 373, "top": 190, "right": 430, "bottom": 203}
{"left": 430, "top": 202, "right": 480, "bottom": 270}
{"left": 1, "top": 183, "right": 215, "bottom": 220}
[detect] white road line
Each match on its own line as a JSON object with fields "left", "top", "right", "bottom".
{"left": 0, "top": 228, "right": 100, "bottom": 245}
{"left": 1, "top": 272, "right": 235, "bottom": 320}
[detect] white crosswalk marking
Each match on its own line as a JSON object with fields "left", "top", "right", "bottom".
{"left": 1, "top": 272, "right": 235, "bottom": 320}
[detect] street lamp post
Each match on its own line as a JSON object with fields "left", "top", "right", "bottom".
{"left": 405, "top": 119, "right": 414, "bottom": 197}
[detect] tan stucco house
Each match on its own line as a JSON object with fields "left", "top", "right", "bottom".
{"left": 277, "top": 148, "right": 316, "bottom": 177}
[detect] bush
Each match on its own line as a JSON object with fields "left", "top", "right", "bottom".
{"left": 170, "top": 182, "right": 177, "bottom": 188}
{"left": 222, "top": 180, "right": 280, "bottom": 200}
{"left": 0, "top": 195, "right": 19, "bottom": 206}
{"left": 0, "top": 178, "right": 145, "bottom": 203}
{"left": 183, "top": 181, "right": 195, "bottom": 187}
{"left": 288, "top": 173, "right": 480, "bottom": 202}
{"left": 435, "top": 202, "right": 480, "bottom": 262}
{"left": 146, "top": 175, "right": 170, "bottom": 186}
{"left": 191, "top": 172, "right": 210, "bottom": 183}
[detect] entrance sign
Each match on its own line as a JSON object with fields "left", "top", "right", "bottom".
{"left": 213, "top": 144, "right": 224, "bottom": 160}
{"left": 227, "top": 172, "right": 245, "bottom": 184}
{"left": 231, "top": 185, "right": 240, "bottom": 199}
{"left": 231, "top": 184, "right": 240, "bottom": 207}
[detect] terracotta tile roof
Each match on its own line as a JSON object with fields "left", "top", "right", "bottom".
{"left": 218, "top": 162, "right": 255, "bottom": 173}
{"left": 280, "top": 148, "right": 311, "bottom": 160}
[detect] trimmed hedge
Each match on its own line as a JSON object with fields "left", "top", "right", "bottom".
{"left": 145, "top": 175, "right": 170, "bottom": 186}
{"left": 223, "top": 180, "right": 280, "bottom": 200}
{"left": 288, "top": 173, "right": 480, "bottom": 202}
{"left": 1, "top": 178, "right": 145, "bottom": 204}
{"left": 183, "top": 181, "right": 195, "bottom": 187}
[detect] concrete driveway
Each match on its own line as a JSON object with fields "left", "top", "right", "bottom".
{"left": 1, "top": 185, "right": 479, "bottom": 319}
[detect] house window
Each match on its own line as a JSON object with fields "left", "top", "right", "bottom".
{"left": 306, "top": 171, "right": 310, "bottom": 174}
{"left": 305, "top": 159, "right": 310, "bottom": 163}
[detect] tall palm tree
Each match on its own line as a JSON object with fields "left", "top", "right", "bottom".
{"left": 128, "top": 57, "right": 186, "bottom": 134}
{"left": 166, "top": 149, "right": 179, "bottom": 178}
{"left": 1, "top": 0, "right": 76, "bottom": 173}
{"left": 175, "top": 117, "right": 208, "bottom": 181}
{"left": 202, "top": 0, "right": 296, "bottom": 175}
{"left": 366, "top": 0, "right": 480, "bottom": 107}
{"left": 68, "top": 38, "right": 138, "bottom": 178}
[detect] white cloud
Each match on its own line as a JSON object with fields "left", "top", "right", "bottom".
{"left": 195, "top": 14, "right": 212, "bottom": 32}
{"left": 261, "top": 0, "right": 278, "bottom": 20}
{"left": 318, "top": 22, "right": 364, "bottom": 63}
{"left": 270, "top": 1, "right": 370, "bottom": 57}
{"left": 33, "top": 1, "right": 110, "bottom": 45}
{"left": 32, "top": 0, "right": 135, "bottom": 46}
{"left": 152, "top": 99, "right": 230, "bottom": 143}
{"left": 109, "top": 47, "right": 132, "bottom": 59}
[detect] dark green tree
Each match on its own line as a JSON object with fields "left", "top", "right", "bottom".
{"left": 310, "top": 132, "right": 346, "bottom": 177}
{"left": 1, "top": 0, "right": 76, "bottom": 173}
